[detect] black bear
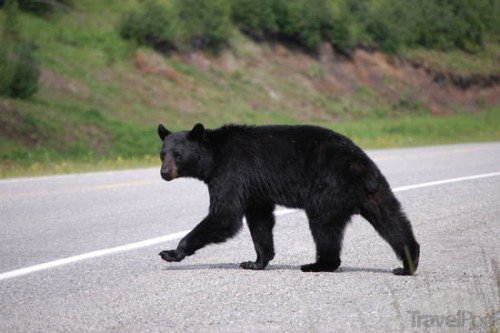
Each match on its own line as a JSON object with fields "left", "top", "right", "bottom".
{"left": 157, "top": 123, "right": 420, "bottom": 275}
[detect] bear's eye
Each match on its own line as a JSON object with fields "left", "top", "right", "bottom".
{"left": 173, "top": 151, "right": 182, "bottom": 160}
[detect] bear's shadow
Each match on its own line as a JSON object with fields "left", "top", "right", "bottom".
{"left": 162, "top": 263, "right": 391, "bottom": 274}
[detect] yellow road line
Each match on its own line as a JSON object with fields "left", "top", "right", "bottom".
{"left": 0, "top": 180, "right": 158, "bottom": 200}
{"left": 93, "top": 180, "right": 156, "bottom": 190}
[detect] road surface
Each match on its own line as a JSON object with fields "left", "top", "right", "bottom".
{"left": 1, "top": 142, "right": 499, "bottom": 332}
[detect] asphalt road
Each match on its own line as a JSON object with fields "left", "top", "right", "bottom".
{"left": 0, "top": 142, "right": 499, "bottom": 332}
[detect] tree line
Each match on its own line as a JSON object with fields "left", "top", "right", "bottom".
{"left": 121, "top": 0, "right": 498, "bottom": 54}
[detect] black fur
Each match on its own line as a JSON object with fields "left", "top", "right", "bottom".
{"left": 158, "top": 123, "right": 420, "bottom": 275}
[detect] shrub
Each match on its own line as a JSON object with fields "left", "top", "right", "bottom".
{"left": 324, "top": 1, "right": 356, "bottom": 54}
{"left": 9, "top": 43, "right": 40, "bottom": 98}
{"left": 412, "top": 0, "right": 490, "bottom": 52}
{"left": 231, "top": 0, "right": 277, "bottom": 39}
{"left": 0, "top": 44, "right": 16, "bottom": 96}
{"left": 0, "top": 0, "right": 40, "bottom": 99}
{"left": 173, "top": 0, "right": 232, "bottom": 52}
{"left": 242, "top": 0, "right": 340, "bottom": 52}
{"left": 0, "top": 0, "right": 73, "bottom": 13}
{"left": 0, "top": 43, "right": 40, "bottom": 99}
{"left": 19, "top": 0, "right": 72, "bottom": 13}
{"left": 119, "top": 0, "right": 496, "bottom": 54}
{"left": 479, "top": 0, "right": 500, "bottom": 36}
{"left": 362, "top": 0, "right": 415, "bottom": 53}
{"left": 292, "top": 0, "right": 333, "bottom": 50}
{"left": 120, "top": 0, "right": 232, "bottom": 53}
{"left": 119, "top": 0, "right": 175, "bottom": 52}
{"left": 341, "top": 0, "right": 491, "bottom": 53}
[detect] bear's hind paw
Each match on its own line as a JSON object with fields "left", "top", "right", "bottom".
{"left": 392, "top": 267, "right": 415, "bottom": 276}
{"left": 300, "top": 262, "right": 340, "bottom": 272}
{"left": 240, "top": 261, "right": 266, "bottom": 270}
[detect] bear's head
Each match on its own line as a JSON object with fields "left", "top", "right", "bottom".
{"left": 157, "top": 123, "right": 213, "bottom": 181}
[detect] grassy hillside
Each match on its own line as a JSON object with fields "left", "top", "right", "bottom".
{"left": 0, "top": 0, "right": 499, "bottom": 178}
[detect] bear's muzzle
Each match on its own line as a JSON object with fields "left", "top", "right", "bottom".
{"left": 161, "top": 160, "right": 179, "bottom": 181}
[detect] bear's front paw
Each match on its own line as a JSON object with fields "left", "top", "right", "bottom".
{"left": 159, "top": 249, "right": 185, "bottom": 262}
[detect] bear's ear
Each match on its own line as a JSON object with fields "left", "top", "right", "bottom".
{"left": 158, "top": 124, "right": 171, "bottom": 141}
{"left": 188, "top": 123, "right": 206, "bottom": 141}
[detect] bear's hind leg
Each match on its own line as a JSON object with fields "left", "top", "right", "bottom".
{"left": 361, "top": 187, "right": 420, "bottom": 275}
{"left": 240, "top": 203, "right": 275, "bottom": 270}
{"left": 301, "top": 211, "right": 349, "bottom": 273}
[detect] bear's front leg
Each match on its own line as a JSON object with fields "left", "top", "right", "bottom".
{"left": 240, "top": 203, "right": 276, "bottom": 270}
{"left": 159, "top": 212, "right": 243, "bottom": 263}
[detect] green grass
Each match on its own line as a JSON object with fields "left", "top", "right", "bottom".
{"left": 330, "top": 106, "right": 500, "bottom": 148}
{"left": 0, "top": 154, "right": 159, "bottom": 179}
{"left": 401, "top": 42, "right": 500, "bottom": 75}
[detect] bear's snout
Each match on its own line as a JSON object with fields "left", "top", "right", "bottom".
{"left": 161, "top": 171, "right": 173, "bottom": 181}
{"left": 161, "top": 170, "right": 178, "bottom": 181}
{"left": 161, "top": 159, "right": 179, "bottom": 181}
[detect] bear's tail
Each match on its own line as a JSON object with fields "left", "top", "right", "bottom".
{"left": 360, "top": 183, "right": 420, "bottom": 275}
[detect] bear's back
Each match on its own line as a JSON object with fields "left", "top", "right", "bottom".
{"left": 209, "top": 124, "right": 362, "bottom": 164}
{"left": 205, "top": 124, "right": 376, "bottom": 207}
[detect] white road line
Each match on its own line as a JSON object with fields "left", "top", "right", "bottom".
{"left": 392, "top": 171, "right": 500, "bottom": 192}
{"left": 1, "top": 170, "right": 499, "bottom": 281}
{"left": 0, "top": 231, "right": 190, "bottom": 281}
